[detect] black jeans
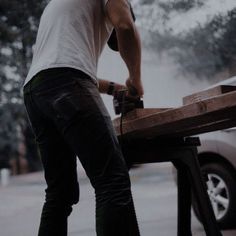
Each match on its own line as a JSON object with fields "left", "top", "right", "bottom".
{"left": 23, "top": 68, "right": 140, "bottom": 236}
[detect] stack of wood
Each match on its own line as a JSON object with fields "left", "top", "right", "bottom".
{"left": 113, "top": 85, "right": 236, "bottom": 140}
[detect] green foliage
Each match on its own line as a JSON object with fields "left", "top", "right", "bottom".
{"left": 159, "top": 0, "right": 204, "bottom": 13}
{"left": 139, "top": 0, "right": 204, "bottom": 12}
{"left": 0, "top": 0, "right": 47, "bottom": 102}
{"left": 0, "top": 103, "right": 23, "bottom": 157}
{"left": 137, "top": 0, "right": 236, "bottom": 79}
{"left": 0, "top": 0, "right": 48, "bottom": 163}
{"left": 166, "top": 8, "right": 236, "bottom": 78}
{"left": 0, "top": 0, "right": 48, "bottom": 78}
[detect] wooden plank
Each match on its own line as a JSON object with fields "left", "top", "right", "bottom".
{"left": 113, "top": 90, "right": 236, "bottom": 139}
{"left": 183, "top": 85, "right": 236, "bottom": 105}
{"left": 113, "top": 108, "right": 171, "bottom": 127}
{"left": 117, "top": 110, "right": 236, "bottom": 140}
{"left": 174, "top": 118, "right": 236, "bottom": 138}
{"left": 137, "top": 114, "right": 236, "bottom": 139}
{"left": 125, "top": 108, "right": 171, "bottom": 120}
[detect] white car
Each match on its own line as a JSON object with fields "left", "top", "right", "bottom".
{"left": 191, "top": 77, "right": 236, "bottom": 229}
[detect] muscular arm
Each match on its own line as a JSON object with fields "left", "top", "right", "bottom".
{"left": 105, "top": 0, "right": 143, "bottom": 96}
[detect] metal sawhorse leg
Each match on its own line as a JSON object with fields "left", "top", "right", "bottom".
{"left": 121, "top": 137, "right": 222, "bottom": 236}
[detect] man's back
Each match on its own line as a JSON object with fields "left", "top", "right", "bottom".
{"left": 24, "top": 0, "right": 112, "bottom": 86}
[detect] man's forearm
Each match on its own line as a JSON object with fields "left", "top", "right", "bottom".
{"left": 116, "top": 24, "right": 141, "bottom": 82}
{"left": 106, "top": 0, "right": 143, "bottom": 96}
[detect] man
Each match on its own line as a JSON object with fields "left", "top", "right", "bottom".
{"left": 23, "top": 0, "right": 143, "bottom": 235}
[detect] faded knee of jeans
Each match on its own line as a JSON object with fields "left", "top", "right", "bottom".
{"left": 92, "top": 174, "right": 132, "bottom": 207}
{"left": 42, "top": 199, "right": 73, "bottom": 218}
{"left": 45, "top": 191, "right": 79, "bottom": 214}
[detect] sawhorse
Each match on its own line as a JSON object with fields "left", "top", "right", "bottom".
{"left": 121, "top": 136, "right": 222, "bottom": 236}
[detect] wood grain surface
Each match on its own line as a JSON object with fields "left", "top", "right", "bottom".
{"left": 113, "top": 89, "right": 236, "bottom": 140}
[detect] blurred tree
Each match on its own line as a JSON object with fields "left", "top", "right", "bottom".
{"left": 133, "top": 0, "right": 236, "bottom": 79}
{"left": 159, "top": 8, "right": 236, "bottom": 78}
{"left": 0, "top": 102, "right": 23, "bottom": 168}
{"left": 158, "top": 0, "right": 204, "bottom": 13}
{"left": 0, "top": 0, "right": 48, "bottom": 77}
{"left": 0, "top": 0, "right": 48, "bottom": 171}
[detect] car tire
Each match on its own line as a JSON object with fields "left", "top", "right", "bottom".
{"left": 192, "top": 162, "right": 236, "bottom": 229}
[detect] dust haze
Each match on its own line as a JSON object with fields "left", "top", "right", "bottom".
{"left": 98, "top": 46, "right": 210, "bottom": 118}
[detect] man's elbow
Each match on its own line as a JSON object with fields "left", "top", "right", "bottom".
{"left": 115, "top": 19, "right": 135, "bottom": 34}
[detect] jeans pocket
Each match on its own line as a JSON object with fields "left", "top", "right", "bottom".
{"left": 52, "top": 93, "right": 81, "bottom": 122}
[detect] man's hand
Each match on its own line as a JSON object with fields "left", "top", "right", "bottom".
{"left": 126, "top": 78, "right": 144, "bottom": 97}
{"left": 114, "top": 83, "right": 127, "bottom": 93}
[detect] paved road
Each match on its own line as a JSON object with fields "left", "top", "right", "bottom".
{"left": 0, "top": 163, "right": 235, "bottom": 236}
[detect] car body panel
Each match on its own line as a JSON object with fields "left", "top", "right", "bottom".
{"left": 198, "top": 131, "right": 236, "bottom": 170}
{"left": 196, "top": 76, "right": 236, "bottom": 170}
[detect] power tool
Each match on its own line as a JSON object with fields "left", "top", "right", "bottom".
{"left": 113, "top": 87, "right": 144, "bottom": 115}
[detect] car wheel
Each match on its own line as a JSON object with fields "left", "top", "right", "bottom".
{"left": 192, "top": 162, "right": 236, "bottom": 229}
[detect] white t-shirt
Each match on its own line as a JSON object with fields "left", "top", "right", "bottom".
{"left": 24, "top": 0, "right": 113, "bottom": 86}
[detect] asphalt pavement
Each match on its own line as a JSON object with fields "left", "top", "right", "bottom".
{"left": 0, "top": 163, "right": 235, "bottom": 236}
